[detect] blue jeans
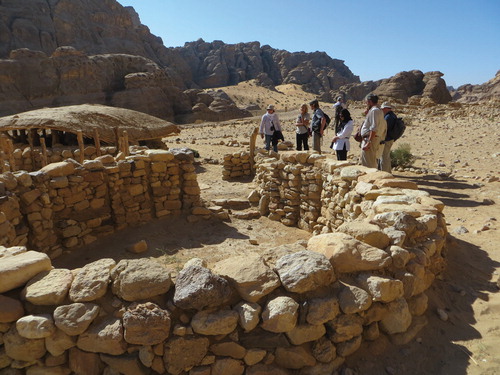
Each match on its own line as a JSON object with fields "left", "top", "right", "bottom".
{"left": 265, "top": 134, "right": 278, "bottom": 152}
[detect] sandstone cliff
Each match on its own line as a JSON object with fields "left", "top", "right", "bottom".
{"left": 451, "top": 70, "right": 500, "bottom": 103}
{"left": 0, "top": 0, "right": 359, "bottom": 120}
{"left": 337, "top": 70, "right": 452, "bottom": 104}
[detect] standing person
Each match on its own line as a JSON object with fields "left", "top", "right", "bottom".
{"left": 309, "top": 99, "right": 326, "bottom": 154}
{"left": 330, "top": 108, "right": 354, "bottom": 160}
{"left": 259, "top": 104, "right": 281, "bottom": 153}
{"left": 333, "top": 96, "right": 346, "bottom": 130}
{"left": 359, "top": 93, "right": 386, "bottom": 168}
{"left": 295, "top": 104, "right": 310, "bottom": 151}
{"left": 379, "top": 102, "right": 397, "bottom": 172}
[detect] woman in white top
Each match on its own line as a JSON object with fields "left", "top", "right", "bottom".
{"left": 295, "top": 104, "right": 311, "bottom": 151}
{"left": 330, "top": 108, "right": 354, "bottom": 160}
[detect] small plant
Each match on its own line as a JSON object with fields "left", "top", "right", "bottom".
{"left": 390, "top": 143, "right": 415, "bottom": 168}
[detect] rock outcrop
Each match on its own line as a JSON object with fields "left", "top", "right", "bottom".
{"left": 0, "top": 0, "right": 359, "bottom": 119}
{"left": 338, "top": 70, "right": 452, "bottom": 104}
{"left": 451, "top": 70, "right": 500, "bottom": 103}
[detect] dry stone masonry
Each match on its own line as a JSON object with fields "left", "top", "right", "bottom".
{"left": 0, "top": 151, "right": 447, "bottom": 374}
{"left": 0, "top": 148, "right": 202, "bottom": 258}
{"left": 222, "top": 151, "right": 252, "bottom": 180}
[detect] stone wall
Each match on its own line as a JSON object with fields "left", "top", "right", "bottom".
{"left": 0, "top": 151, "right": 447, "bottom": 374}
{"left": 7, "top": 145, "right": 117, "bottom": 173}
{"left": 222, "top": 152, "right": 252, "bottom": 180}
{"left": 0, "top": 149, "right": 201, "bottom": 258}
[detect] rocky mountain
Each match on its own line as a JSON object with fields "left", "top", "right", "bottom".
{"left": 0, "top": 0, "right": 359, "bottom": 121}
{"left": 451, "top": 70, "right": 500, "bottom": 103}
{"left": 337, "top": 70, "right": 452, "bottom": 104}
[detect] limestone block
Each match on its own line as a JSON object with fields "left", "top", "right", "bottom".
{"left": 40, "top": 161, "right": 76, "bottom": 177}
{"left": 311, "top": 336, "right": 337, "bottom": 364}
{"left": 111, "top": 259, "right": 171, "bottom": 301}
{"left": 244, "top": 348, "right": 267, "bottom": 366}
{"left": 21, "top": 189, "right": 41, "bottom": 205}
{"left": 274, "top": 250, "right": 335, "bottom": 293}
{"left": 16, "top": 314, "right": 56, "bottom": 339}
{"left": 76, "top": 317, "right": 127, "bottom": 355}
{"left": 408, "top": 292, "right": 429, "bottom": 316}
{"left": 213, "top": 254, "right": 280, "bottom": 303}
{"left": 326, "top": 314, "right": 363, "bottom": 343}
{"left": 389, "top": 315, "right": 428, "bottom": 345}
{"left": 68, "top": 347, "right": 103, "bottom": 375}
{"left": 210, "top": 342, "right": 246, "bottom": 359}
{"left": 339, "top": 284, "right": 372, "bottom": 314}
{"left": 100, "top": 353, "right": 145, "bottom": 375}
{"left": 22, "top": 268, "right": 73, "bottom": 305}
{"left": 53, "top": 302, "right": 100, "bottom": 336}
{"left": 82, "top": 160, "right": 103, "bottom": 170}
{"left": 261, "top": 296, "right": 299, "bottom": 333}
{"left": 379, "top": 298, "right": 412, "bottom": 334}
{"left": 234, "top": 301, "right": 261, "bottom": 332}
{"left": 173, "top": 265, "right": 233, "bottom": 311}
{"left": 375, "top": 178, "right": 418, "bottom": 190}
{"left": 122, "top": 302, "right": 171, "bottom": 345}
{"left": 306, "top": 295, "right": 340, "bottom": 325}
{"left": 336, "top": 335, "right": 362, "bottom": 357}
{"left": 357, "top": 274, "right": 404, "bottom": 303}
{"left": 336, "top": 221, "right": 390, "bottom": 249}
{"left": 69, "top": 258, "right": 116, "bottom": 302}
{"left": 0, "top": 295, "right": 24, "bottom": 323}
{"left": 145, "top": 150, "right": 175, "bottom": 162}
{"left": 286, "top": 323, "right": 326, "bottom": 345}
{"left": 275, "top": 346, "right": 316, "bottom": 369}
{"left": 3, "top": 326, "right": 46, "bottom": 361}
{"left": 45, "top": 328, "right": 76, "bottom": 356}
{"left": 389, "top": 245, "right": 412, "bottom": 268}
{"left": 308, "top": 233, "right": 391, "bottom": 274}
{"left": 0, "top": 250, "right": 52, "bottom": 293}
{"left": 191, "top": 309, "right": 239, "bottom": 335}
{"left": 163, "top": 336, "right": 209, "bottom": 375}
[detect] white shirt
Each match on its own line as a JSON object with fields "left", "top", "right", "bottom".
{"left": 360, "top": 106, "right": 386, "bottom": 150}
{"left": 333, "top": 120, "right": 354, "bottom": 150}
{"left": 259, "top": 112, "right": 281, "bottom": 135}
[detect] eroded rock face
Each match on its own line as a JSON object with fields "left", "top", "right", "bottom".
{"left": 452, "top": 70, "right": 500, "bottom": 103}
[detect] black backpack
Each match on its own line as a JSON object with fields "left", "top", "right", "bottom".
{"left": 323, "top": 113, "right": 331, "bottom": 129}
{"left": 390, "top": 117, "right": 406, "bottom": 141}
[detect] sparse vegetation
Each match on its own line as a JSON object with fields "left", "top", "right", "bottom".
{"left": 390, "top": 143, "right": 415, "bottom": 168}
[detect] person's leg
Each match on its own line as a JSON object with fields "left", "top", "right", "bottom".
{"left": 296, "top": 133, "right": 302, "bottom": 151}
{"left": 380, "top": 140, "right": 394, "bottom": 172}
{"left": 313, "top": 132, "right": 321, "bottom": 153}
{"left": 361, "top": 146, "right": 378, "bottom": 168}
{"left": 272, "top": 140, "right": 278, "bottom": 153}
{"left": 303, "top": 133, "right": 309, "bottom": 150}
{"left": 265, "top": 134, "right": 272, "bottom": 151}
{"left": 337, "top": 144, "right": 347, "bottom": 160}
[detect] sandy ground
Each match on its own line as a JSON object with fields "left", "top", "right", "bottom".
{"left": 54, "top": 82, "right": 500, "bottom": 375}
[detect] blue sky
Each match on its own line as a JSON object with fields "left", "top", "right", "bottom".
{"left": 119, "top": 0, "right": 499, "bottom": 88}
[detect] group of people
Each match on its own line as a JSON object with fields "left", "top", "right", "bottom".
{"left": 258, "top": 93, "right": 398, "bottom": 172}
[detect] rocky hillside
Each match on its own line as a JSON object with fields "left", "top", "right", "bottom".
{"left": 337, "top": 70, "right": 452, "bottom": 104}
{"left": 0, "top": 0, "right": 359, "bottom": 121}
{"left": 451, "top": 70, "right": 500, "bottom": 103}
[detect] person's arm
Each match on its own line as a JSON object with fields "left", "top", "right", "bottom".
{"left": 259, "top": 116, "right": 265, "bottom": 138}
{"left": 337, "top": 120, "right": 354, "bottom": 138}
{"left": 275, "top": 115, "right": 282, "bottom": 131}
{"left": 320, "top": 116, "right": 326, "bottom": 136}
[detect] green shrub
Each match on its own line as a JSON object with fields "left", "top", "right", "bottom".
{"left": 390, "top": 143, "right": 415, "bottom": 168}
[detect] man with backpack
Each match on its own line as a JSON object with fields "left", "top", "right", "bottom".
{"left": 379, "top": 102, "right": 398, "bottom": 172}
{"left": 360, "top": 94, "right": 386, "bottom": 168}
{"left": 309, "top": 99, "right": 328, "bottom": 154}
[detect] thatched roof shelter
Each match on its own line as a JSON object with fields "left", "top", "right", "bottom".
{"left": 0, "top": 104, "right": 180, "bottom": 143}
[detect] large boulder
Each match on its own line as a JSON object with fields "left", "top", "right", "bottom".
{"left": 122, "top": 302, "right": 171, "bottom": 345}
{"left": 53, "top": 302, "right": 100, "bottom": 336}
{"left": 173, "top": 265, "right": 233, "bottom": 310}
{"left": 261, "top": 296, "right": 299, "bottom": 333}
{"left": 0, "top": 250, "right": 52, "bottom": 293}
{"left": 69, "top": 258, "right": 116, "bottom": 302}
{"left": 111, "top": 259, "right": 172, "bottom": 301}
{"left": 274, "top": 250, "right": 335, "bottom": 293}
{"left": 22, "top": 268, "right": 73, "bottom": 305}
{"left": 213, "top": 254, "right": 280, "bottom": 303}
{"left": 308, "top": 233, "right": 392, "bottom": 274}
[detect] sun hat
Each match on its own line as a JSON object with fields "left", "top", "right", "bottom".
{"left": 266, "top": 105, "right": 275, "bottom": 110}
{"left": 381, "top": 102, "right": 393, "bottom": 109}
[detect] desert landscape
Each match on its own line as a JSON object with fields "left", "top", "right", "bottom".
{"left": 40, "top": 81, "right": 499, "bottom": 374}
{"left": 0, "top": 0, "right": 499, "bottom": 374}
